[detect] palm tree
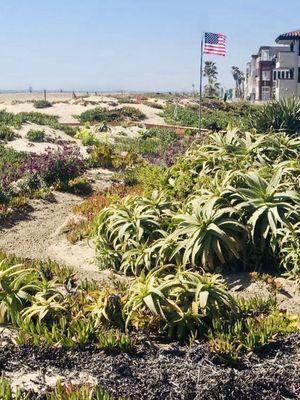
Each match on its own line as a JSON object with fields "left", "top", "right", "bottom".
{"left": 203, "top": 61, "right": 220, "bottom": 97}
{"left": 231, "top": 66, "right": 245, "bottom": 98}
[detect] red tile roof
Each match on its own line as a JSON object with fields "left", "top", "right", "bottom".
{"left": 276, "top": 30, "right": 300, "bottom": 42}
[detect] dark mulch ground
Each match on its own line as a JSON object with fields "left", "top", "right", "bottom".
{"left": 0, "top": 334, "right": 299, "bottom": 399}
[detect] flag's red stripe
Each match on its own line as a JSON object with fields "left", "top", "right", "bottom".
{"left": 204, "top": 47, "right": 226, "bottom": 51}
{"left": 204, "top": 45, "right": 225, "bottom": 49}
{"left": 204, "top": 52, "right": 225, "bottom": 56}
{"left": 204, "top": 48, "right": 226, "bottom": 52}
{"left": 204, "top": 50, "right": 226, "bottom": 55}
{"left": 204, "top": 51, "right": 226, "bottom": 54}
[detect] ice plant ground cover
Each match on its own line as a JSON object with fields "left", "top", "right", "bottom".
{"left": 0, "top": 252, "right": 298, "bottom": 399}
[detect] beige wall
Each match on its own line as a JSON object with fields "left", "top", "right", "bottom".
{"left": 275, "top": 41, "right": 300, "bottom": 99}
{"left": 276, "top": 79, "right": 297, "bottom": 100}
{"left": 276, "top": 51, "right": 297, "bottom": 69}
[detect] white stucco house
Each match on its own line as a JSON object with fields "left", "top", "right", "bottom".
{"left": 274, "top": 30, "right": 300, "bottom": 100}
{"left": 245, "top": 30, "right": 300, "bottom": 101}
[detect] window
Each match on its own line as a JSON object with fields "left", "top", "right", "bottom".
{"left": 278, "top": 71, "right": 281, "bottom": 79}
{"left": 262, "top": 70, "right": 271, "bottom": 80}
{"left": 298, "top": 67, "right": 300, "bottom": 83}
{"left": 291, "top": 42, "right": 294, "bottom": 52}
{"left": 290, "top": 69, "right": 294, "bottom": 79}
{"left": 261, "top": 86, "right": 271, "bottom": 101}
{"left": 273, "top": 71, "right": 277, "bottom": 80}
{"left": 261, "top": 49, "right": 270, "bottom": 61}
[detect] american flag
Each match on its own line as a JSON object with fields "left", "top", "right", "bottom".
{"left": 203, "top": 32, "right": 226, "bottom": 56}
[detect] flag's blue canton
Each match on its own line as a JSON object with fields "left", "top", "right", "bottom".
{"left": 205, "top": 33, "right": 219, "bottom": 44}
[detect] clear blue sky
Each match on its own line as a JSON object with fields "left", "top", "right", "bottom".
{"left": 0, "top": 0, "right": 299, "bottom": 92}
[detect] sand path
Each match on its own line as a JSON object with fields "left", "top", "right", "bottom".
{"left": 0, "top": 169, "right": 114, "bottom": 280}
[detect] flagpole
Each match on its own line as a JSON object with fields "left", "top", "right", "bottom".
{"left": 198, "top": 33, "right": 204, "bottom": 136}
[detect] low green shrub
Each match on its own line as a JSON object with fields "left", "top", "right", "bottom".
{"left": 78, "top": 108, "right": 119, "bottom": 124}
{"left": 0, "top": 109, "right": 65, "bottom": 131}
{"left": 33, "top": 100, "right": 52, "bottom": 109}
{"left": 59, "top": 124, "right": 78, "bottom": 137}
{"left": 115, "top": 136, "right": 160, "bottom": 157}
{"left": 75, "top": 126, "right": 100, "bottom": 146}
{"left": 142, "top": 100, "right": 164, "bottom": 109}
{"left": 88, "top": 143, "right": 115, "bottom": 168}
{"left": 64, "top": 176, "right": 92, "bottom": 196}
{"left": 0, "top": 110, "right": 21, "bottom": 127}
{"left": 88, "top": 143, "right": 141, "bottom": 170}
{"left": 163, "top": 104, "right": 251, "bottom": 131}
{"left": 120, "top": 106, "right": 146, "bottom": 121}
{"left": 18, "top": 112, "right": 59, "bottom": 127}
{"left": 163, "top": 105, "right": 198, "bottom": 126}
{"left": 118, "top": 96, "right": 137, "bottom": 104}
{"left": 140, "top": 127, "right": 179, "bottom": 142}
{"left": 26, "top": 129, "right": 45, "bottom": 142}
{"left": 0, "top": 146, "right": 28, "bottom": 175}
{"left": 78, "top": 106, "right": 145, "bottom": 124}
{"left": 120, "top": 164, "right": 167, "bottom": 193}
{"left": 0, "top": 125, "right": 15, "bottom": 141}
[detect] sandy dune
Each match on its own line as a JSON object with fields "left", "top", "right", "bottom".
{"left": 0, "top": 92, "right": 166, "bottom": 124}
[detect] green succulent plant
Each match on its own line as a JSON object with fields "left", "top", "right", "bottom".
{"left": 251, "top": 97, "right": 300, "bottom": 134}
{"left": 0, "top": 261, "right": 40, "bottom": 324}
{"left": 169, "top": 203, "right": 246, "bottom": 270}
{"left": 126, "top": 267, "right": 235, "bottom": 339}
{"left": 232, "top": 169, "right": 298, "bottom": 247}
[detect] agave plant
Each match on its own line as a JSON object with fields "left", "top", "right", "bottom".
{"left": 203, "top": 130, "right": 265, "bottom": 169}
{"left": 125, "top": 267, "right": 235, "bottom": 339}
{"left": 251, "top": 97, "right": 300, "bottom": 134}
{"left": 232, "top": 169, "right": 299, "bottom": 247}
{"left": 97, "top": 196, "right": 161, "bottom": 245}
{"left": 85, "top": 289, "right": 124, "bottom": 329}
{"left": 264, "top": 132, "right": 300, "bottom": 162}
{"left": 167, "top": 202, "right": 246, "bottom": 270}
{"left": 0, "top": 261, "right": 40, "bottom": 324}
{"left": 95, "top": 193, "right": 173, "bottom": 273}
{"left": 120, "top": 240, "right": 154, "bottom": 275}
{"left": 21, "top": 291, "right": 67, "bottom": 323}
{"left": 190, "top": 170, "right": 236, "bottom": 211}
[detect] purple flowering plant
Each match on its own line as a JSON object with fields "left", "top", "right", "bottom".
{"left": 0, "top": 145, "right": 86, "bottom": 201}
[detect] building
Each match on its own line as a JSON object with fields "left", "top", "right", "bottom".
{"left": 245, "top": 30, "right": 300, "bottom": 101}
{"left": 274, "top": 30, "right": 300, "bottom": 100}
